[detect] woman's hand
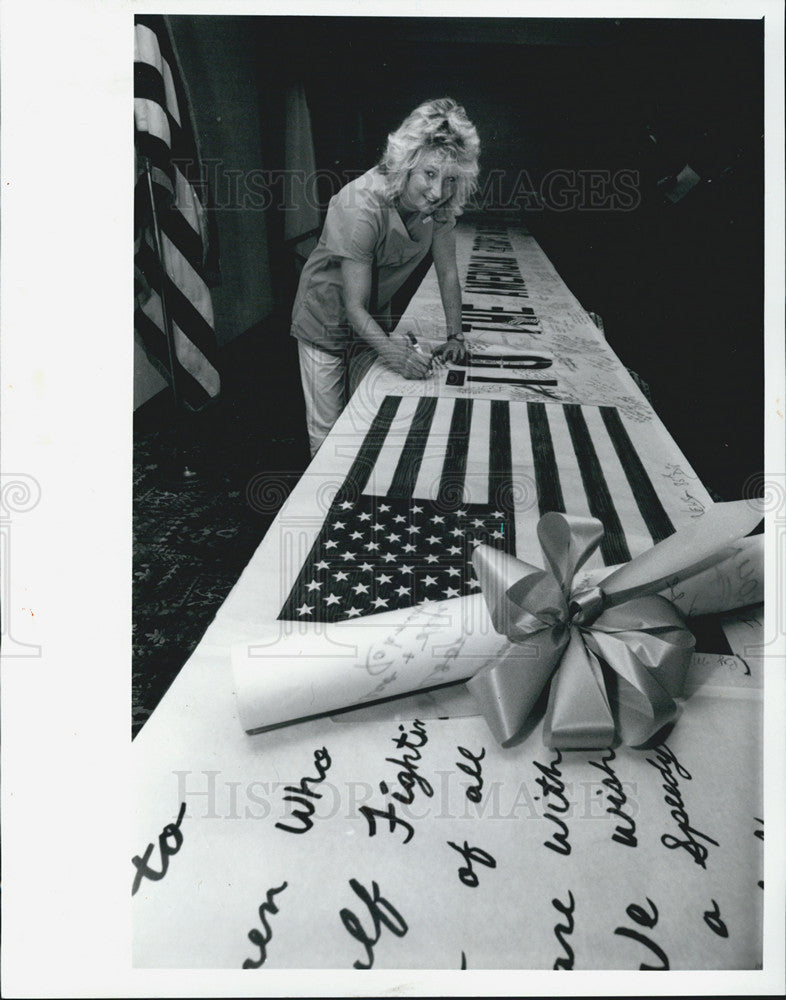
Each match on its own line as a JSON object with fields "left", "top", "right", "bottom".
{"left": 379, "top": 330, "right": 433, "bottom": 379}
{"left": 431, "top": 337, "right": 467, "bottom": 366}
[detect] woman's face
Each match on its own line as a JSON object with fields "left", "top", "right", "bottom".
{"left": 400, "top": 151, "right": 457, "bottom": 215}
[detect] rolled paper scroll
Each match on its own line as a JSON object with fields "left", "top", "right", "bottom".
{"left": 232, "top": 595, "right": 507, "bottom": 733}
{"left": 232, "top": 501, "right": 763, "bottom": 742}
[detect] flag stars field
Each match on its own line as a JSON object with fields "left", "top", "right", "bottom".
{"left": 279, "top": 493, "right": 515, "bottom": 623}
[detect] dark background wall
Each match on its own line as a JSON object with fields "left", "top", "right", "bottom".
{"left": 146, "top": 15, "right": 763, "bottom": 500}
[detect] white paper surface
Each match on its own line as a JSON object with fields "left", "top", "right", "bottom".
{"left": 133, "top": 679, "right": 762, "bottom": 969}
{"left": 132, "top": 219, "right": 768, "bottom": 973}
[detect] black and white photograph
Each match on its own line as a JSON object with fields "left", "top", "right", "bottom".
{"left": 2, "top": 1, "right": 785, "bottom": 996}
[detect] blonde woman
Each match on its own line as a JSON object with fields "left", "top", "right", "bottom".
{"left": 290, "top": 98, "right": 481, "bottom": 456}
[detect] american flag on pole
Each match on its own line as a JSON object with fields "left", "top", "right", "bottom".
{"left": 279, "top": 395, "right": 677, "bottom": 623}
{"left": 134, "top": 14, "right": 221, "bottom": 410}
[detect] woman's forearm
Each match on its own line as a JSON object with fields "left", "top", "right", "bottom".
{"left": 439, "top": 268, "right": 463, "bottom": 339}
{"left": 345, "top": 303, "right": 390, "bottom": 354}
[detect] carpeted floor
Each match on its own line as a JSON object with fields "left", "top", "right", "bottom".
{"left": 132, "top": 321, "right": 310, "bottom": 738}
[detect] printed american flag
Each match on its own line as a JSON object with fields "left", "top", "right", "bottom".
{"left": 279, "top": 394, "right": 678, "bottom": 623}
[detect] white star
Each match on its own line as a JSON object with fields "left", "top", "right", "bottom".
{"left": 345, "top": 606, "right": 362, "bottom": 618}
{"left": 407, "top": 524, "right": 421, "bottom": 534}
{"left": 381, "top": 552, "right": 397, "bottom": 563}
{"left": 430, "top": 515, "right": 445, "bottom": 524}
{"left": 372, "top": 522, "right": 385, "bottom": 531}
{"left": 340, "top": 550, "right": 356, "bottom": 560}
{"left": 425, "top": 554, "right": 439, "bottom": 564}
{"left": 365, "top": 540, "right": 379, "bottom": 551}
{"left": 296, "top": 603, "right": 313, "bottom": 616}
{"left": 393, "top": 514, "right": 407, "bottom": 524}
{"left": 358, "top": 511, "right": 372, "bottom": 522}
{"left": 386, "top": 533, "right": 401, "bottom": 543}
{"left": 333, "top": 570, "right": 349, "bottom": 581}
{"left": 324, "top": 593, "right": 341, "bottom": 606}
{"left": 447, "top": 545, "right": 462, "bottom": 556}
{"left": 491, "top": 529, "right": 504, "bottom": 539}
{"left": 350, "top": 531, "right": 363, "bottom": 541}
{"left": 333, "top": 520, "right": 346, "bottom": 530}
{"left": 491, "top": 510, "right": 504, "bottom": 518}
{"left": 469, "top": 579, "right": 481, "bottom": 589}
{"left": 403, "top": 543, "right": 416, "bottom": 553}
{"left": 455, "top": 509, "right": 467, "bottom": 518}
{"left": 412, "top": 504, "right": 423, "bottom": 514}
{"left": 305, "top": 580, "right": 323, "bottom": 592}
{"left": 426, "top": 535, "right": 441, "bottom": 545}
{"left": 376, "top": 573, "right": 393, "bottom": 584}
{"left": 395, "top": 585, "right": 411, "bottom": 597}
{"left": 446, "top": 566, "right": 461, "bottom": 577}
{"left": 472, "top": 518, "right": 485, "bottom": 529}
{"left": 372, "top": 596, "right": 389, "bottom": 609}
{"left": 379, "top": 504, "right": 391, "bottom": 513}
{"left": 324, "top": 539, "right": 338, "bottom": 550}
{"left": 353, "top": 582, "right": 369, "bottom": 595}
{"left": 339, "top": 500, "right": 353, "bottom": 510}
{"left": 399, "top": 564, "right": 414, "bottom": 574}
{"left": 450, "top": 527, "right": 465, "bottom": 537}
{"left": 443, "top": 586, "right": 461, "bottom": 598}
{"left": 359, "top": 562, "right": 374, "bottom": 572}
{"left": 423, "top": 575, "right": 438, "bottom": 587}
{"left": 315, "top": 560, "right": 330, "bottom": 571}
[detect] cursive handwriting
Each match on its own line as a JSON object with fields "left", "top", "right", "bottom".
{"left": 646, "top": 743, "right": 718, "bottom": 868}
{"left": 552, "top": 890, "right": 576, "bottom": 969}
{"left": 703, "top": 899, "right": 729, "bottom": 938}
{"left": 131, "top": 801, "right": 186, "bottom": 896}
{"left": 242, "top": 881, "right": 288, "bottom": 969}
{"left": 340, "top": 878, "right": 408, "bottom": 969}
{"left": 533, "top": 750, "right": 572, "bottom": 856}
{"left": 588, "top": 748, "right": 637, "bottom": 848}
{"left": 614, "top": 897, "right": 669, "bottom": 970}
{"left": 275, "top": 746, "right": 332, "bottom": 835}
{"left": 456, "top": 745, "right": 486, "bottom": 804}
{"left": 385, "top": 720, "right": 433, "bottom": 805}
{"left": 359, "top": 781, "right": 415, "bottom": 844}
{"left": 447, "top": 840, "right": 497, "bottom": 887}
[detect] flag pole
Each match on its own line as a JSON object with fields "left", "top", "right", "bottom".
{"left": 141, "top": 154, "right": 199, "bottom": 485}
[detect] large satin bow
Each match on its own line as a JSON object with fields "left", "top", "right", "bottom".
{"left": 467, "top": 504, "right": 762, "bottom": 748}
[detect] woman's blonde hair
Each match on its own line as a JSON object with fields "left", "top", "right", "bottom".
{"left": 379, "top": 98, "right": 480, "bottom": 218}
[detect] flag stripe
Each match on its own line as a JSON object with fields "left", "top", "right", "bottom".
{"left": 600, "top": 405, "right": 676, "bottom": 543}
{"left": 489, "top": 400, "right": 517, "bottom": 555}
{"left": 387, "top": 396, "right": 439, "bottom": 498}
{"left": 563, "top": 404, "right": 631, "bottom": 565}
{"left": 135, "top": 14, "right": 220, "bottom": 410}
{"left": 438, "top": 398, "right": 473, "bottom": 506}
{"left": 338, "top": 395, "right": 402, "bottom": 502}
{"left": 413, "top": 396, "right": 459, "bottom": 500}
{"left": 138, "top": 291, "right": 220, "bottom": 395}
{"left": 134, "top": 307, "right": 213, "bottom": 409}
{"left": 366, "top": 395, "right": 419, "bottom": 495}
{"left": 581, "top": 406, "right": 653, "bottom": 559}
{"left": 527, "top": 401, "right": 566, "bottom": 516}
{"left": 509, "top": 401, "right": 542, "bottom": 561}
{"left": 135, "top": 241, "right": 217, "bottom": 363}
{"left": 464, "top": 399, "right": 491, "bottom": 505}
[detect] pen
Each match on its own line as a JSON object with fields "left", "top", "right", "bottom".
{"left": 405, "top": 332, "right": 424, "bottom": 354}
{"left": 406, "top": 331, "right": 434, "bottom": 372}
